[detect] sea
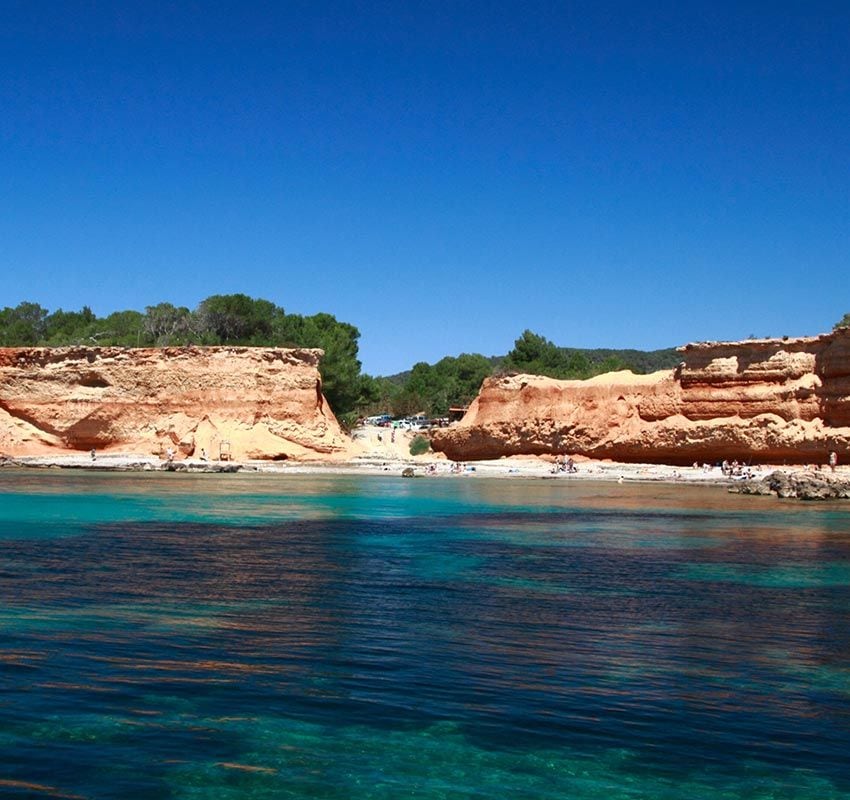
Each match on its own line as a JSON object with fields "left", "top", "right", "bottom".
{"left": 1, "top": 470, "right": 849, "bottom": 799}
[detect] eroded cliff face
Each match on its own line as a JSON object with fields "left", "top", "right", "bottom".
{"left": 431, "top": 330, "right": 850, "bottom": 464}
{"left": 0, "top": 346, "right": 352, "bottom": 460}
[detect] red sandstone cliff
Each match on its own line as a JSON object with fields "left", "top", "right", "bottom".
{"left": 431, "top": 330, "right": 850, "bottom": 464}
{"left": 0, "top": 346, "right": 352, "bottom": 460}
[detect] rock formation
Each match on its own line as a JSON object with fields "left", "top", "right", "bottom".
{"left": 432, "top": 329, "right": 850, "bottom": 465}
{"left": 0, "top": 346, "right": 352, "bottom": 460}
{"left": 731, "top": 470, "right": 850, "bottom": 501}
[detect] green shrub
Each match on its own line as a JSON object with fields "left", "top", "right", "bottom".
{"left": 409, "top": 435, "right": 431, "bottom": 457}
{"left": 337, "top": 411, "right": 360, "bottom": 432}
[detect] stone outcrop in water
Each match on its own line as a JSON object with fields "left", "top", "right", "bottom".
{"left": 0, "top": 346, "right": 351, "bottom": 460}
{"left": 431, "top": 329, "right": 850, "bottom": 465}
{"left": 732, "top": 470, "right": 850, "bottom": 500}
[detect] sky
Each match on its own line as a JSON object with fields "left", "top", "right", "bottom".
{"left": 1, "top": 1, "right": 848, "bottom": 374}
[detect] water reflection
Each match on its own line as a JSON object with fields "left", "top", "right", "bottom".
{"left": 1, "top": 472, "right": 850, "bottom": 797}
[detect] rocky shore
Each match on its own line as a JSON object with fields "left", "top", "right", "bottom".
{"left": 0, "top": 453, "right": 243, "bottom": 473}
{"left": 2, "top": 333, "right": 849, "bottom": 490}
{"left": 4, "top": 448, "right": 850, "bottom": 502}
{"left": 731, "top": 469, "right": 850, "bottom": 500}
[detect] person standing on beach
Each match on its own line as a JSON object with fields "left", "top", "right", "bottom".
{"left": 829, "top": 450, "right": 838, "bottom": 472}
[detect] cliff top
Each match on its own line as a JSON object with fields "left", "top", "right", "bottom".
{"left": 678, "top": 328, "right": 848, "bottom": 352}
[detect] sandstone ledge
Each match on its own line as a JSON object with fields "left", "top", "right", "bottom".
{"left": 0, "top": 346, "right": 352, "bottom": 461}
{"left": 432, "top": 329, "right": 850, "bottom": 465}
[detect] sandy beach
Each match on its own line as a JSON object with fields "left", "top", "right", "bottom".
{"left": 4, "top": 428, "right": 845, "bottom": 490}
{"left": 0, "top": 427, "right": 796, "bottom": 487}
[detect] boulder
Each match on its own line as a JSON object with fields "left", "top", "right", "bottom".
{"left": 733, "top": 470, "right": 850, "bottom": 500}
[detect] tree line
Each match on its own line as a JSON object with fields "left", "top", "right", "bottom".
{"left": 0, "top": 296, "right": 363, "bottom": 416}
{"left": 0, "top": 298, "right": 681, "bottom": 421}
{"left": 357, "top": 330, "right": 680, "bottom": 419}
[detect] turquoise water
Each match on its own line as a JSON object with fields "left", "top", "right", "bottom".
{"left": 1, "top": 471, "right": 849, "bottom": 798}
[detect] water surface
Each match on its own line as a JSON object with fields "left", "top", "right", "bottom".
{"left": 1, "top": 471, "right": 849, "bottom": 798}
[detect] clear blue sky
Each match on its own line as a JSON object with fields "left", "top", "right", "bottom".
{"left": 1, "top": 1, "right": 847, "bottom": 374}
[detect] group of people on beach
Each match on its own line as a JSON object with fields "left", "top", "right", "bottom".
{"left": 719, "top": 460, "right": 754, "bottom": 478}
{"left": 551, "top": 456, "right": 578, "bottom": 474}
{"left": 717, "top": 451, "right": 840, "bottom": 477}
{"left": 813, "top": 450, "right": 841, "bottom": 473}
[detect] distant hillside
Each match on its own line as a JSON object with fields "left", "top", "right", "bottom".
{"left": 381, "top": 347, "right": 679, "bottom": 383}
{"left": 568, "top": 347, "right": 681, "bottom": 375}
{"left": 363, "top": 341, "right": 683, "bottom": 419}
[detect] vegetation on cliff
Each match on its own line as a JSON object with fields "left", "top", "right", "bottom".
{"left": 0, "top": 297, "right": 366, "bottom": 416}
{"left": 358, "top": 331, "right": 679, "bottom": 418}
{"left": 361, "top": 353, "right": 495, "bottom": 418}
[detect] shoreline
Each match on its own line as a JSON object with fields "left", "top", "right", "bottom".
{"left": 4, "top": 451, "right": 849, "bottom": 500}
{"left": 0, "top": 451, "right": 809, "bottom": 487}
